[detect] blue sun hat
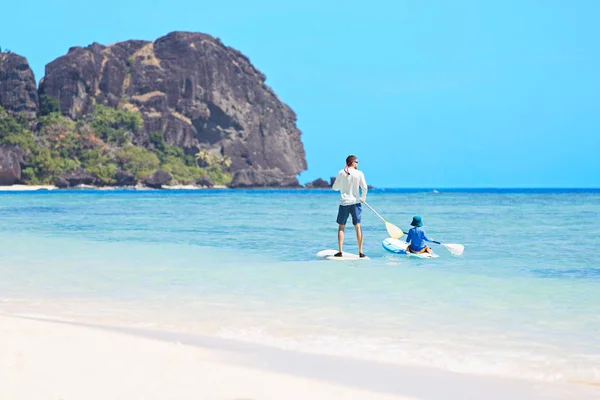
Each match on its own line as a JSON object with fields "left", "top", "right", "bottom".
{"left": 411, "top": 216, "right": 423, "bottom": 227}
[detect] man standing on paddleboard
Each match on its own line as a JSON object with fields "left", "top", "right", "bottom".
{"left": 332, "top": 155, "right": 368, "bottom": 257}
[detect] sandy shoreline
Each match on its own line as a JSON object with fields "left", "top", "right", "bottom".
{"left": 0, "top": 184, "right": 228, "bottom": 191}
{"left": 0, "top": 315, "right": 409, "bottom": 400}
{"left": 0, "top": 184, "right": 58, "bottom": 191}
{"left": 1, "top": 316, "right": 598, "bottom": 400}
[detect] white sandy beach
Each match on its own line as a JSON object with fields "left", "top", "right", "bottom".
{"left": 0, "top": 184, "right": 228, "bottom": 191}
{"left": 1, "top": 316, "right": 598, "bottom": 400}
{"left": 0, "top": 316, "right": 412, "bottom": 400}
{"left": 0, "top": 185, "right": 57, "bottom": 191}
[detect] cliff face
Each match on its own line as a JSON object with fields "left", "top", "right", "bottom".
{"left": 38, "top": 32, "right": 306, "bottom": 187}
{"left": 0, "top": 52, "right": 38, "bottom": 117}
{"left": 0, "top": 53, "right": 37, "bottom": 184}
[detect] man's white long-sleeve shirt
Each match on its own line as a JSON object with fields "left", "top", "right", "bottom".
{"left": 332, "top": 168, "right": 368, "bottom": 206}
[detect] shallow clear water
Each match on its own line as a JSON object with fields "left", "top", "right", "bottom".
{"left": 0, "top": 189, "right": 598, "bottom": 384}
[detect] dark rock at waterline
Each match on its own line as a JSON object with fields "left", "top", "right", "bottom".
{"left": 305, "top": 178, "right": 330, "bottom": 188}
{"left": 54, "top": 176, "right": 69, "bottom": 189}
{"left": 0, "top": 145, "right": 25, "bottom": 185}
{"left": 115, "top": 170, "right": 136, "bottom": 186}
{"left": 196, "top": 176, "right": 214, "bottom": 188}
{"left": 229, "top": 168, "right": 301, "bottom": 188}
{"left": 56, "top": 169, "right": 96, "bottom": 188}
{"left": 142, "top": 169, "right": 172, "bottom": 188}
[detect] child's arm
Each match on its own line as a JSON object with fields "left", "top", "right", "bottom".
{"left": 423, "top": 230, "right": 434, "bottom": 242}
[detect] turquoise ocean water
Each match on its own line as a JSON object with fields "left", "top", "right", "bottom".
{"left": 0, "top": 189, "right": 598, "bottom": 385}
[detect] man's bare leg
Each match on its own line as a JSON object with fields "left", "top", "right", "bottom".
{"left": 355, "top": 223, "right": 363, "bottom": 255}
{"left": 337, "top": 224, "right": 346, "bottom": 255}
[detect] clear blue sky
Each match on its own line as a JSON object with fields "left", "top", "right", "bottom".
{"left": 1, "top": 0, "right": 598, "bottom": 188}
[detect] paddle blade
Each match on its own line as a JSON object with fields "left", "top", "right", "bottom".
{"left": 442, "top": 243, "right": 464, "bottom": 256}
{"left": 385, "top": 222, "right": 404, "bottom": 239}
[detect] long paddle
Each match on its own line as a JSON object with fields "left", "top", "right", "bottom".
{"left": 362, "top": 202, "right": 404, "bottom": 239}
{"left": 431, "top": 241, "right": 464, "bottom": 256}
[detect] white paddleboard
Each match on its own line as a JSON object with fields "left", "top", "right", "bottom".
{"left": 382, "top": 238, "right": 439, "bottom": 259}
{"left": 316, "top": 249, "right": 370, "bottom": 260}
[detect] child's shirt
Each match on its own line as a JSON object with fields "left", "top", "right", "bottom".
{"left": 406, "top": 227, "right": 431, "bottom": 251}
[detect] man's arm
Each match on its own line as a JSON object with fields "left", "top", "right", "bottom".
{"left": 332, "top": 171, "right": 343, "bottom": 191}
{"left": 359, "top": 172, "right": 368, "bottom": 202}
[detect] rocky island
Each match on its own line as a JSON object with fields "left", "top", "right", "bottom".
{"left": 0, "top": 32, "right": 312, "bottom": 189}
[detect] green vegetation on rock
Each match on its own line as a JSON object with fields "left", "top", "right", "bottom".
{"left": 117, "top": 146, "right": 160, "bottom": 180}
{"left": 39, "top": 95, "right": 61, "bottom": 117}
{"left": 0, "top": 102, "right": 232, "bottom": 186}
{"left": 89, "top": 104, "right": 143, "bottom": 146}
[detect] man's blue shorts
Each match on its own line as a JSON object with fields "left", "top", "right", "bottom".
{"left": 336, "top": 203, "right": 362, "bottom": 225}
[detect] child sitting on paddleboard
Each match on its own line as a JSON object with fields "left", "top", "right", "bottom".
{"left": 405, "top": 216, "right": 434, "bottom": 254}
